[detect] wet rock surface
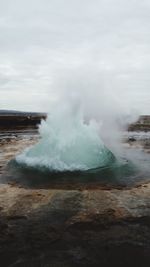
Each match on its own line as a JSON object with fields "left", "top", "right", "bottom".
{"left": 0, "top": 124, "right": 150, "bottom": 266}
{"left": 0, "top": 184, "right": 150, "bottom": 266}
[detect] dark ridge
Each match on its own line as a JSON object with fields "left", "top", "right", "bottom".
{"left": 0, "top": 110, "right": 47, "bottom": 130}
{"left": 128, "top": 115, "right": 150, "bottom": 132}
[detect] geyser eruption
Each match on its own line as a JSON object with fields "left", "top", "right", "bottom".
{"left": 16, "top": 68, "right": 136, "bottom": 172}
{"left": 16, "top": 104, "right": 115, "bottom": 171}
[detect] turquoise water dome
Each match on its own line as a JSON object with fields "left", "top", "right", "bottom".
{"left": 16, "top": 107, "right": 115, "bottom": 171}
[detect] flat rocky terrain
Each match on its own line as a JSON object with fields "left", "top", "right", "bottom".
{"left": 0, "top": 112, "right": 150, "bottom": 267}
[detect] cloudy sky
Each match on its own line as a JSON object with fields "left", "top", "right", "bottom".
{"left": 0, "top": 0, "right": 150, "bottom": 114}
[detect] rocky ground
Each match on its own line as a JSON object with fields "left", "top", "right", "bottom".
{"left": 0, "top": 115, "right": 150, "bottom": 266}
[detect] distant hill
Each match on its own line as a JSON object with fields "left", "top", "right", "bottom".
{"left": 0, "top": 110, "right": 47, "bottom": 117}
{"left": 0, "top": 110, "right": 24, "bottom": 114}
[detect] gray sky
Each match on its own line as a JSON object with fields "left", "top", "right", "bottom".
{"left": 0, "top": 0, "right": 150, "bottom": 113}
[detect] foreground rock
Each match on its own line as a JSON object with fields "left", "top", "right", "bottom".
{"left": 0, "top": 183, "right": 150, "bottom": 266}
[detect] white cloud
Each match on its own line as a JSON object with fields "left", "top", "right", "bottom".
{"left": 0, "top": 0, "right": 150, "bottom": 113}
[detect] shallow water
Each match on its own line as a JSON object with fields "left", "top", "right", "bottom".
{"left": 1, "top": 146, "right": 149, "bottom": 190}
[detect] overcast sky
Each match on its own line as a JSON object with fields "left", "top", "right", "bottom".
{"left": 0, "top": 0, "right": 150, "bottom": 113}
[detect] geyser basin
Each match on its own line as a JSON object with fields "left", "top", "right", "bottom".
{"left": 4, "top": 148, "right": 150, "bottom": 190}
